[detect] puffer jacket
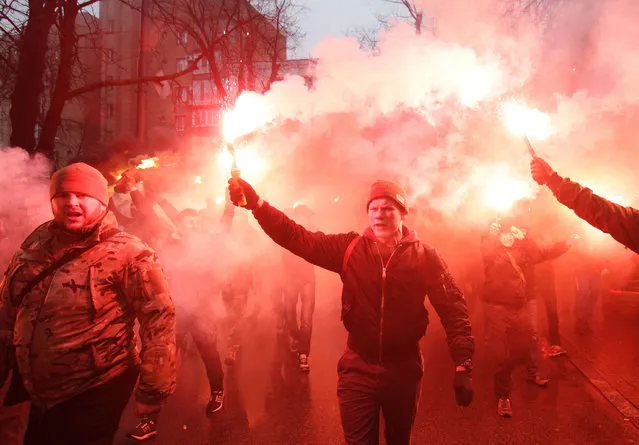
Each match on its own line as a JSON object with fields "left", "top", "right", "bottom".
{"left": 547, "top": 174, "right": 639, "bottom": 254}
{"left": 253, "top": 202, "right": 474, "bottom": 365}
{"left": 0, "top": 212, "right": 176, "bottom": 408}
{"left": 480, "top": 231, "right": 569, "bottom": 308}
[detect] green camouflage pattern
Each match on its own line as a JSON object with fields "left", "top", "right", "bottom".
{"left": 0, "top": 211, "right": 176, "bottom": 408}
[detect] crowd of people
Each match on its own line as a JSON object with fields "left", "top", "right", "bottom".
{"left": 0, "top": 154, "right": 637, "bottom": 445}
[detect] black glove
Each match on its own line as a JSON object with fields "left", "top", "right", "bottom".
{"left": 454, "top": 370, "right": 474, "bottom": 407}
{"left": 530, "top": 157, "right": 557, "bottom": 185}
{"left": 228, "top": 178, "right": 260, "bottom": 210}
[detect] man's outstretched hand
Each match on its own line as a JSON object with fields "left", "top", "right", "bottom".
{"left": 228, "top": 178, "right": 260, "bottom": 210}
{"left": 530, "top": 157, "right": 557, "bottom": 185}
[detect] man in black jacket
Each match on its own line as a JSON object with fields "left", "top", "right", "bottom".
{"left": 531, "top": 157, "right": 639, "bottom": 253}
{"left": 480, "top": 210, "right": 570, "bottom": 418}
{"left": 229, "top": 178, "right": 474, "bottom": 445}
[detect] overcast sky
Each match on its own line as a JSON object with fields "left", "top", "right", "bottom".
{"left": 293, "top": 0, "right": 403, "bottom": 58}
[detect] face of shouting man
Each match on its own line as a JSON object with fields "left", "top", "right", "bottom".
{"left": 368, "top": 197, "right": 405, "bottom": 243}
{"left": 49, "top": 163, "right": 110, "bottom": 233}
{"left": 51, "top": 192, "right": 106, "bottom": 233}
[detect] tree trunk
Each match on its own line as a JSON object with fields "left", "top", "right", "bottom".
{"left": 9, "top": 0, "right": 56, "bottom": 154}
{"left": 36, "top": 1, "right": 79, "bottom": 160}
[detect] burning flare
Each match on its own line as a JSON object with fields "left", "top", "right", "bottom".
{"left": 217, "top": 144, "right": 268, "bottom": 182}
{"left": 136, "top": 157, "right": 159, "bottom": 170}
{"left": 222, "top": 92, "right": 272, "bottom": 142}
{"left": 476, "top": 164, "right": 535, "bottom": 212}
{"left": 500, "top": 101, "right": 552, "bottom": 141}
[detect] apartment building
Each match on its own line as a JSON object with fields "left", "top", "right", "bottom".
{"left": 100, "top": 0, "right": 313, "bottom": 146}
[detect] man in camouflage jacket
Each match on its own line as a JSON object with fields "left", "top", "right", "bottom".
{"left": 0, "top": 163, "right": 176, "bottom": 444}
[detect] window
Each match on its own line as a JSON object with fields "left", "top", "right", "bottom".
{"left": 176, "top": 57, "right": 188, "bottom": 72}
{"left": 191, "top": 109, "right": 215, "bottom": 128}
{"left": 174, "top": 86, "right": 189, "bottom": 104}
{"left": 108, "top": 20, "right": 115, "bottom": 33}
{"left": 106, "top": 104, "right": 114, "bottom": 118}
{"left": 106, "top": 49, "right": 114, "bottom": 62}
{"left": 175, "top": 116, "right": 186, "bottom": 132}
{"left": 194, "top": 57, "right": 209, "bottom": 75}
{"left": 177, "top": 31, "right": 188, "bottom": 45}
{"left": 192, "top": 80, "right": 214, "bottom": 105}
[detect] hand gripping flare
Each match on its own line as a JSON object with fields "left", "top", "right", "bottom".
{"left": 226, "top": 142, "right": 247, "bottom": 208}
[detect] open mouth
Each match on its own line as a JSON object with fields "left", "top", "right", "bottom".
{"left": 66, "top": 211, "right": 83, "bottom": 218}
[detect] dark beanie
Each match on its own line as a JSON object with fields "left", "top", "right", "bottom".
{"left": 367, "top": 180, "right": 408, "bottom": 214}
{"left": 50, "top": 163, "right": 109, "bottom": 206}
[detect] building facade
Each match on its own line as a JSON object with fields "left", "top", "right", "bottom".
{"left": 100, "top": 0, "right": 313, "bottom": 148}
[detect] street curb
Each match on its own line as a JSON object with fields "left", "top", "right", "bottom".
{"left": 561, "top": 337, "right": 639, "bottom": 430}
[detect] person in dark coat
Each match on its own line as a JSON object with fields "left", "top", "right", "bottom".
{"left": 228, "top": 178, "right": 474, "bottom": 445}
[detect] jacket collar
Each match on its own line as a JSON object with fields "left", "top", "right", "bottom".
{"left": 21, "top": 211, "right": 119, "bottom": 253}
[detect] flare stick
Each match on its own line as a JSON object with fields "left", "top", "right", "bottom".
{"left": 523, "top": 136, "right": 538, "bottom": 158}
{"left": 225, "top": 142, "right": 247, "bottom": 207}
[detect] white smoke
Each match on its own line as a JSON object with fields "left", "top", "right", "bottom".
{"left": 213, "top": 0, "right": 639, "bottom": 237}
{"left": 0, "top": 147, "right": 52, "bottom": 267}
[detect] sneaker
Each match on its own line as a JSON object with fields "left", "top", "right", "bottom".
{"left": 497, "top": 397, "right": 513, "bottom": 418}
{"left": 298, "top": 353, "right": 310, "bottom": 372}
{"left": 206, "top": 390, "right": 224, "bottom": 414}
{"left": 127, "top": 418, "right": 158, "bottom": 441}
{"left": 526, "top": 374, "right": 549, "bottom": 387}
{"left": 548, "top": 345, "right": 567, "bottom": 358}
{"left": 225, "top": 345, "right": 240, "bottom": 366}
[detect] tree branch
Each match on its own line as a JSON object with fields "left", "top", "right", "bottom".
{"left": 66, "top": 54, "right": 203, "bottom": 99}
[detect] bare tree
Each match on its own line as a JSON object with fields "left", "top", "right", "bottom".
{"left": 381, "top": 0, "right": 424, "bottom": 34}
{"left": 1, "top": 0, "right": 207, "bottom": 159}
{"left": 252, "top": 0, "right": 305, "bottom": 89}
{"left": 7, "top": 0, "right": 56, "bottom": 153}
{"left": 2, "top": 0, "right": 304, "bottom": 161}
{"left": 500, "top": 0, "right": 565, "bottom": 29}
{"left": 347, "top": 0, "right": 424, "bottom": 51}
{"left": 150, "top": 0, "right": 303, "bottom": 103}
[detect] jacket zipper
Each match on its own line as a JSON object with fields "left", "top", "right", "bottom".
{"left": 374, "top": 242, "right": 401, "bottom": 364}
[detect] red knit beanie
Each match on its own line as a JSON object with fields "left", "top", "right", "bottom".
{"left": 50, "top": 163, "right": 109, "bottom": 205}
{"left": 367, "top": 180, "right": 408, "bottom": 214}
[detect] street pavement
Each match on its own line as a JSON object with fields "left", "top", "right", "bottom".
{"left": 114, "top": 276, "right": 639, "bottom": 445}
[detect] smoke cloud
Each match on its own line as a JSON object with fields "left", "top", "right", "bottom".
{"left": 208, "top": 0, "right": 639, "bottom": 242}
{"left": 0, "top": 147, "right": 52, "bottom": 267}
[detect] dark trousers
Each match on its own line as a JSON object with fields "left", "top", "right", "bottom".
{"left": 269, "top": 284, "right": 285, "bottom": 331}
{"left": 24, "top": 366, "right": 139, "bottom": 445}
{"left": 484, "top": 302, "right": 538, "bottom": 397}
{"left": 177, "top": 312, "right": 224, "bottom": 392}
{"left": 536, "top": 264, "right": 561, "bottom": 345}
{"left": 283, "top": 279, "right": 315, "bottom": 355}
{"left": 222, "top": 289, "right": 248, "bottom": 346}
{"left": 0, "top": 372, "right": 29, "bottom": 445}
{"left": 337, "top": 347, "right": 422, "bottom": 445}
{"left": 575, "top": 273, "right": 600, "bottom": 325}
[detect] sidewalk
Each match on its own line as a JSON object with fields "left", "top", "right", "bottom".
{"left": 552, "top": 301, "right": 639, "bottom": 429}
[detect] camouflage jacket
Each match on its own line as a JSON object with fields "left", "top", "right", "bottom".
{"left": 0, "top": 212, "right": 176, "bottom": 408}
